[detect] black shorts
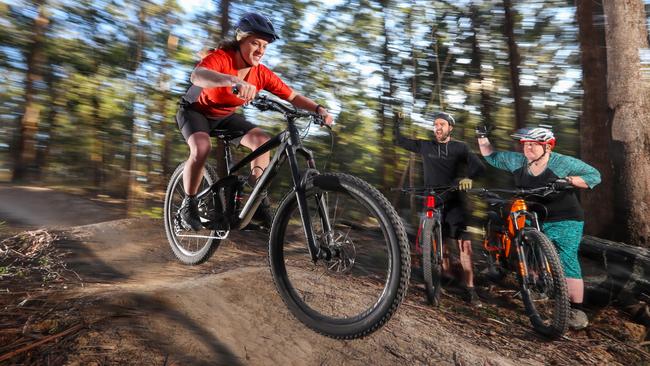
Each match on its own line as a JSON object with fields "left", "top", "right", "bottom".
{"left": 441, "top": 204, "right": 469, "bottom": 241}
{"left": 175, "top": 101, "right": 256, "bottom": 144}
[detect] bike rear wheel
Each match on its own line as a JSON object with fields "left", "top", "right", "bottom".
{"left": 268, "top": 173, "right": 410, "bottom": 339}
{"left": 421, "top": 218, "right": 443, "bottom": 306}
{"left": 163, "top": 162, "right": 221, "bottom": 265}
{"left": 517, "top": 228, "right": 569, "bottom": 339}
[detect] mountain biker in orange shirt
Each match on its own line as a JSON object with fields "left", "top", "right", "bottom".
{"left": 176, "top": 12, "right": 333, "bottom": 231}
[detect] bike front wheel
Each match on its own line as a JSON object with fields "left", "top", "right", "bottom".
{"left": 421, "top": 218, "right": 443, "bottom": 306}
{"left": 268, "top": 173, "right": 410, "bottom": 339}
{"left": 518, "top": 228, "right": 569, "bottom": 339}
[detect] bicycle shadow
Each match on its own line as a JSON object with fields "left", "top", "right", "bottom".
{"left": 88, "top": 292, "right": 244, "bottom": 366}
{"left": 54, "top": 219, "right": 244, "bottom": 364}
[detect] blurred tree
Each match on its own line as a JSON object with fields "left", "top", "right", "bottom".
{"left": 12, "top": 0, "right": 49, "bottom": 182}
{"left": 603, "top": 0, "right": 650, "bottom": 247}
{"left": 502, "top": 0, "right": 528, "bottom": 130}
{"left": 576, "top": 0, "right": 615, "bottom": 239}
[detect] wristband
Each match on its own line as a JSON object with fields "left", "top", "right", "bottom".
{"left": 315, "top": 104, "right": 325, "bottom": 113}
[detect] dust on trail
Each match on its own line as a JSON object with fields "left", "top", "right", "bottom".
{"left": 1, "top": 185, "right": 642, "bottom": 365}
{"left": 60, "top": 218, "right": 520, "bottom": 366}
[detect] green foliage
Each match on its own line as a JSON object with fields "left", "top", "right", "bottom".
{"left": 0, "top": 0, "right": 612, "bottom": 214}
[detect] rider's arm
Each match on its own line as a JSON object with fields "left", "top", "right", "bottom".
{"left": 190, "top": 67, "right": 239, "bottom": 88}
{"left": 549, "top": 154, "right": 602, "bottom": 189}
{"left": 477, "top": 136, "right": 494, "bottom": 156}
{"left": 393, "top": 122, "right": 421, "bottom": 153}
{"left": 465, "top": 144, "right": 486, "bottom": 179}
{"left": 288, "top": 94, "right": 334, "bottom": 125}
{"left": 478, "top": 137, "right": 525, "bottom": 172}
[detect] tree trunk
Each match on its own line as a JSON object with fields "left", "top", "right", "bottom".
{"left": 126, "top": 6, "right": 146, "bottom": 215}
{"left": 503, "top": 0, "right": 527, "bottom": 129}
{"left": 469, "top": 5, "right": 494, "bottom": 130}
{"left": 219, "top": 0, "right": 230, "bottom": 39}
{"left": 12, "top": 1, "right": 48, "bottom": 182}
{"left": 576, "top": 0, "right": 617, "bottom": 239}
{"left": 378, "top": 0, "right": 396, "bottom": 191}
{"left": 603, "top": 0, "right": 650, "bottom": 247}
{"left": 34, "top": 69, "right": 58, "bottom": 181}
{"left": 161, "top": 34, "right": 179, "bottom": 183}
{"left": 212, "top": 1, "right": 231, "bottom": 179}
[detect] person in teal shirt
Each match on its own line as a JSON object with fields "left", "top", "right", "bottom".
{"left": 476, "top": 125, "right": 601, "bottom": 330}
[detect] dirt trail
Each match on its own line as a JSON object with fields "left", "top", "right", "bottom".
{"left": 1, "top": 185, "right": 646, "bottom": 365}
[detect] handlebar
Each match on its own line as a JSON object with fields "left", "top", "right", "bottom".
{"left": 392, "top": 185, "right": 457, "bottom": 195}
{"left": 467, "top": 182, "right": 573, "bottom": 199}
{"left": 232, "top": 86, "right": 329, "bottom": 129}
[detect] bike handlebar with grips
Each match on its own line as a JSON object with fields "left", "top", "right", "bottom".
{"left": 232, "top": 86, "right": 329, "bottom": 129}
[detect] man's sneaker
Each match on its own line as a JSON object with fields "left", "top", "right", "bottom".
{"left": 465, "top": 287, "right": 483, "bottom": 307}
{"left": 180, "top": 196, "right": 203, "bottom": 231}
{"left": 568, "top": 308, "right": 589, "bottom": 330}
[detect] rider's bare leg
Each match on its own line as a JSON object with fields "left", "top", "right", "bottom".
{"left": 183, "top": 132, "right": 211, "bottom": 195}
{"left": 458, "top": 239, "right": 475, "bottom": 288}
{"left": 567, "top": 278, "right": 584, "bottom": 303}
{"left": 240, "top": 127, "right": 270, "bottom": 182}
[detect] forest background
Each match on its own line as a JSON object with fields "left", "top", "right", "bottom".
{"left": 2, "top": 0, "right": 649, "bottom": 247}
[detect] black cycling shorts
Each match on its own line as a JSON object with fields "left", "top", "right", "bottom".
{"left": 441, "top": 204, "right": 469, "bottom": 241}
{"left": 176, "top": 101, "right": 256, "bottom": 145}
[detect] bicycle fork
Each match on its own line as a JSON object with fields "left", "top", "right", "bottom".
{"left": 286, "top": 142, "right": 332, "bottom": 263}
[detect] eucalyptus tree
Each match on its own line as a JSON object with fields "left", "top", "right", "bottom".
{"left": 603, "top": 0, "right": 650, "bottom": 247}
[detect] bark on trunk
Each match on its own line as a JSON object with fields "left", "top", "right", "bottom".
{"left": 503, "top": 0, "right": 527, "bottom": 130}
{"left": 576, "top": 0, "right": 617, "bottom": 239}
{"left": 126, "top": 6, "right": 146, "bottom": 215}
{"left": 12, "top": 1, "right": 48, "bottom": 182}
{"left": 603, "top": 0, "right": 650, "bottom": 247}
{"left": 219, "top": 0, "right": 230, "bottom": 39}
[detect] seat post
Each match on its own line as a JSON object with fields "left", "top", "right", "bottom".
{"left": 223, "top": 141, "right": 232, "bottom": 175}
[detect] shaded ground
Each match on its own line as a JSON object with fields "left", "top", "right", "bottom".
{"left": 0, "top": 185, "right": 649, "bottom": 365}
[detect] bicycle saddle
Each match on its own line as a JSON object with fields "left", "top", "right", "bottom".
{"left": 210, "top": 129, "right": 247, "bottom": 141}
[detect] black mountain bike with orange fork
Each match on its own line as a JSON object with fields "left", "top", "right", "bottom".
{"left": 163, "top": 94, "right": 410, "bottom": 339}
{"left": 398, "top": 186, "right": 457, "bottom": 306}
{"left": 469, "top": 184, "right": 570, "bottom": 339}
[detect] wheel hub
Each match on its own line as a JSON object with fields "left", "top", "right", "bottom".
{"left": 320, "top": 230, "right": 356, "bottom": 274}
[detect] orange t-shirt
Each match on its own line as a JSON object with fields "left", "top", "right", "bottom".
{"left": 188, "top": 48, "right": 293, "bottom": 118}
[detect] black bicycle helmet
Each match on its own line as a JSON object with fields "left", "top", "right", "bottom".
{"left": 236, "top": 12, "right": 280, "bottom": 43}
{"left": 433, "top": 112, "right": 456, "bottom": 126}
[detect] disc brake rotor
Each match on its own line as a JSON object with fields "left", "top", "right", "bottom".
{"left": 320, "top": 230, "right": 356, "bottom": 274}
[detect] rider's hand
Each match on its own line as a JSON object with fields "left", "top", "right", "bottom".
{"left": 475, "top": 124, "right": 492, "bottom": 139}
{"left": 458, "top": 177, "right": 473, "bottom": 191}
{"left": 316, "top": 105, "right": 334, "bottom": 126}
{"left": 233, "top": 80, "right": 257, "bottom": 102}
{"left": 552, "top": 178, "right": 573, "bottom": 190}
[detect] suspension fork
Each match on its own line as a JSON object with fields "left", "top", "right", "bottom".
{"left": 286, "top": 141, "right": 323, "bottom": 262}
{"left": 434, "top": 212, "right": 444, "bottom": 263}
{"left": 514, "top": 238, "right": 530, "bottom": 287}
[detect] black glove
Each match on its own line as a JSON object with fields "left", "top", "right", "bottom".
{"left": 475, "top": 124, "right": 493, "bottom": 138}
{"left": 552, "top": 178, "right": 573, "bottom": 190}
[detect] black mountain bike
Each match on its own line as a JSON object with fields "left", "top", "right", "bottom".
{"left": 398, "top": 186, "right": 456, "bottom": 306}
{"left": 469, "top": 184, "right": 569, "bottom": 339}
{"left": 163, "top": 94, "right": 410, "bottom": 339}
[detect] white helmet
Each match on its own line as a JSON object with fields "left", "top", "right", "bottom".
{"left": 511, "top": 126, "right": 556, "bottom": 147}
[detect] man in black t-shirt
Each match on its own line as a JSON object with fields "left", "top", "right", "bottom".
{"left": 395, "top": 112, "right": 485, "bottom": 306}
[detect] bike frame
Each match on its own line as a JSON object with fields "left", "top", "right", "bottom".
{"left": 193, "top": 105, "right": 331, "bottom": 262}
{"left": 483, "top": 196, "right": 542, "bottom": 279}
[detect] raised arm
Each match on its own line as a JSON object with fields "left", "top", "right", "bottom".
{"left": 393, "top": 120, "right": 421, "bottom": 153}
